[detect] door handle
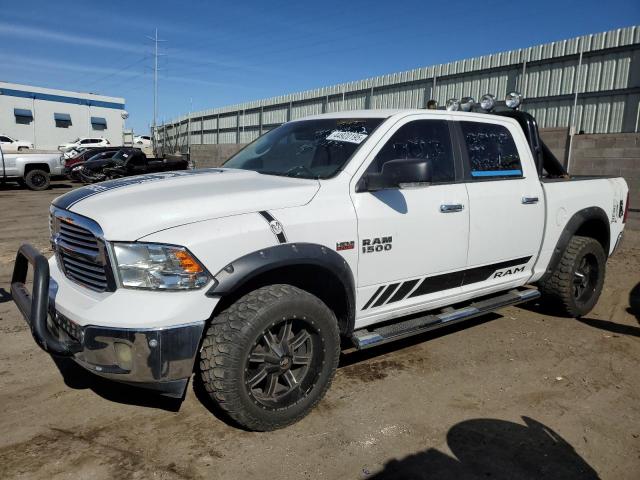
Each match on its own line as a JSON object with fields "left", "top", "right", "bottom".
{"left": 522, "top": 196, "right": 539, "bottom": 205}
{"left": 440, "top": 204, "right": 464, "bottom": 213}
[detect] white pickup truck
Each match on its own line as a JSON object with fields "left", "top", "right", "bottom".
{"left": 0, "top": 145, "right": 64, "bottom": 190}
{"left": 11, "top": 93, "right": 629, "bottom": 431}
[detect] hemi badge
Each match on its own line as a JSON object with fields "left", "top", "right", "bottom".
{"left": 336, "top": 241, "right": 355, "bottom": 251}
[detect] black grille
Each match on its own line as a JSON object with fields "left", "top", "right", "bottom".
{"left": 53, "top": 217, "right": 111, "bottom": 292}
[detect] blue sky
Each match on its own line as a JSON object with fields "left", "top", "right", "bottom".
{"left": 1, "top": 0, "right": 638, "bottom": 133}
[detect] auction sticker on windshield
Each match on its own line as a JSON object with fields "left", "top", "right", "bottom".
{"left": 326, "top": 130, "right": 368, "bottom": 144}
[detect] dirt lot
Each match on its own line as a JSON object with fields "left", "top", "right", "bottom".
{"left": 0, "top": 180, "right": 639, "bottom": 479}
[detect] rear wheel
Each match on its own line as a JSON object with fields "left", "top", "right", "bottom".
{"left": 24, "top": 169, "right": 50, "bottom": 191}
{"left": 199, "top": 284, "right": 340, "bottom": 431}
{"left": 539, "top": 235, "right": 606, "bottom": 317}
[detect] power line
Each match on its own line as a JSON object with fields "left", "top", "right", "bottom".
{"left": 81, "top": 55, "right": 149, "bottom": 91}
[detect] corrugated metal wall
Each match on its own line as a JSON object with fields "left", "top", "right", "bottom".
{"left": 158, "top": 26, "right": 640, "bottom": 151}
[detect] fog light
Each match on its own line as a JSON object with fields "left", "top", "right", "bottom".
{"left": 114, "top": 342, "right": 133, "bottom": 371}
{"left": 460, "top": 96, "right": 475, "bottom": 112}
{"left": 446, "top": 98, "right": 460, "bottom": 111}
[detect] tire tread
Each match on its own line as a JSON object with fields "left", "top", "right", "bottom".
{"left": 199, "top": 284, "right": 340, "bottom": 431}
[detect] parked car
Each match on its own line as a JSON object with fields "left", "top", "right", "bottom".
{"left": 58, "top": 137, "right": 110, "bottom": 152}
{"left": 63, "top": 146, "right": 122, "bottom": 176}
{"left": 0, "top": 143, "right": 64, "bottom": 190}
{"left": 11, "top": 92, "right": 630, "bottom": 431}
{"left": 133, "top": 135, "right": 152, "bottom": 147}
{"left": 77, "top": 148, "right": 189, "bottom": 183}
{"left": 0, "top": 135, "right": 34, "bottom": 152}
{"left": 67, "top": 149, "right": 121, "bottom": 181}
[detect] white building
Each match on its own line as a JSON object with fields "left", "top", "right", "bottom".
{"left": 0, "top": 82, "right": 126, "bottom": 150}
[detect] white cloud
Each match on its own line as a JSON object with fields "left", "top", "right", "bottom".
{"left": 0, "top": 21, "right": 145, "bottom": 54}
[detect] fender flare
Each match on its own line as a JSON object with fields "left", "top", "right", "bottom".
{"left": 540, "top": 206, "right": 610, "bottom": 281}
{"left": 206, "top": 242, "right": 356, "bottom": 332}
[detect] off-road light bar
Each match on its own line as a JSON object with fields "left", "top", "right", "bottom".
{"left": 460, "top": 97, "right": 475, "bottom": 112}
{"left": 446, "top": 98, "right": 460, "bottom": 111}
{"left": 505, "top": 91, "right": 523, "bottom": 109}
{"left": 480, "top": 94, "right": 496, "bottom": 111}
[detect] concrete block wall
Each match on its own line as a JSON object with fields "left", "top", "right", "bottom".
{"left": 540, "top": 128, "right": 639, "bottom": 220}
{"left": 190, "top": 144, "right": 247, "bottom": 168}
{"left": 569, "top": 133, "right": 640, "bottom": 217}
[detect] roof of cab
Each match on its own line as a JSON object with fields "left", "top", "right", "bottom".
{"left": 292, "top": 108, "right": 518, "bottom": 125}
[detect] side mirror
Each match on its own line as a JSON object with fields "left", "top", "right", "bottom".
{"left": 358, "top": 159, "right": 432, "bottom": 192}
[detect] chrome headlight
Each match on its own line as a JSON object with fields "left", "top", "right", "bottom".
{"left": 112, "top": 242, "right": 210, "bottom": 290}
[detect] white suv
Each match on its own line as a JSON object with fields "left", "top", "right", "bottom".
{"left": 0, "top": 135, "right": 33, "bottom": 152}
{"left": 58, "top": 137, "right": 110, "bottom": 152}
{"left": 134, "top": 135, "right": 151, "bottom": 146}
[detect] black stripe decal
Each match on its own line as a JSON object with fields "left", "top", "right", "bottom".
{"left": 364, "top": 256, "right": 533, "bottom": 309}
{"left": 461, "top": 256, "right": 532, "bottom": 285}
{"left": 258, "top": 211, "right": 287, "bottom": 244}
{"left": 52, "top": 169, "right": 224, "bottom": 209}
{"left": 362, "top": 286, "right": 385, "bottom": 310}
{"left": 387, "top": 279, "right": 419, "bottom": 304}
{"left": 409, "top": 271, "right": 463, "bottom": 298}
{"left": 372, "top": 283, "right": 400, "bottom": 308}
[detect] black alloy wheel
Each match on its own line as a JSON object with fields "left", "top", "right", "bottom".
{"left": 573, "top": 253, "right": 599, "bottom": 303}
{"left": 245, "top": 318, "right": 319, "bottom": 409}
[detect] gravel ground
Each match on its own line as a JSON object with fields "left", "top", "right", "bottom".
{"left": 0, "top": 180, "right": 638, "bottom": 479}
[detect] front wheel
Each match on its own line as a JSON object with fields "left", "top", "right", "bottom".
{"left": 24, "top": 169, "right": 50, "bottom": 191}
{"left": 539, "top": 235, "right": 606, "bottom": 317}
{"left": 199, "top": 284, "right": 340, "bottom": 431}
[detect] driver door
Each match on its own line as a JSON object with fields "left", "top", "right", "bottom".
{"left": 351, "top": 115, "right": 469, "bottom": 322}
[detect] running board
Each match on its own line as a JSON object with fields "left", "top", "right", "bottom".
{"left": 351, "top": 287, "right": 540, "bottom": 350}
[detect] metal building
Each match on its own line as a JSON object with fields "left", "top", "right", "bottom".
{"left": 158, "top": 25, "right": 640, "bottom": 152}
{"left": 0, "top": 82, "right": 126, "bottom": 150}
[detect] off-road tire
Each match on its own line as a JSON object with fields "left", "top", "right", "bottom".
{"left": 199, "top": 284, "right": 340, "bottom": 431}
{"left": 24, "top": 169, "right": 50, "bottom": 191}
{"left": 539, "top": 235, "right": 606, "bottom": 317}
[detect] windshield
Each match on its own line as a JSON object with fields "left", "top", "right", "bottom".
{"left": 111, "top": 149, "right": 132, "bottom": 162}
{"left": 224, "top": 117, "right": 384, "bottom": 179}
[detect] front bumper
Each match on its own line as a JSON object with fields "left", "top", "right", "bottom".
{"left": 11, "top": 244, "right": 206, "bottom": 397}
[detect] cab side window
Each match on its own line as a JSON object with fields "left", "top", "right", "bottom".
{"left": 367, "top": 120, "right": 455, "bottom": 183}
{"left": 460, "top": 122, "right": 522, "bottom": 178}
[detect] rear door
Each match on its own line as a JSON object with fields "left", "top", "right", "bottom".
{"left": 453, "top": 117, "right": 544, "bottom": 293}
{"left": 351, "top": 114, "right": 470, "bottom": 321}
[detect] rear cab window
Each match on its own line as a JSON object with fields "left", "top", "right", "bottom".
{"left": 460, "top": 121, "right": 523, "bottom": 179}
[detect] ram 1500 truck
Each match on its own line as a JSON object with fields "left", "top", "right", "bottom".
{"left": 11, "top": 96, "right": 629, "bottom": 431}
{"left": 1, "top": 144, "right": 64, "bottom": 190}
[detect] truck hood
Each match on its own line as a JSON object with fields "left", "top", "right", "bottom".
{"left": 53, "top": 168, "right": 320, "bottom": 239}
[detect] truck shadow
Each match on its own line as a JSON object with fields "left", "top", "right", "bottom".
{"left": 51, "top": 357, "right": 183, "bottom": 412}
{"left": 49, "top": 312, "right": 504, "bottom": 425}
{"left": 575, "top": 317, "right": 640, "bottom": 338}
{"left": 0, "top": 287, "right": 12, "bottom": 303}
{"left": 339, "top": 313, "right": 501, "bottom": 368}
{"left": 370, "top": 416, "right": 598, "bottom": 479}
{"left": 0, "top": 182, "right": 73, "bottom": 191}
{"left": 629, "top": 281, "right": 640, "bottom": 321}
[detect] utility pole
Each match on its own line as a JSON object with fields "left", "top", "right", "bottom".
{"left": 153, "top": 28, "right": 158, "bottom": 139}
{"left": 147, "top": 29, "right": 165, "bottom": 155}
